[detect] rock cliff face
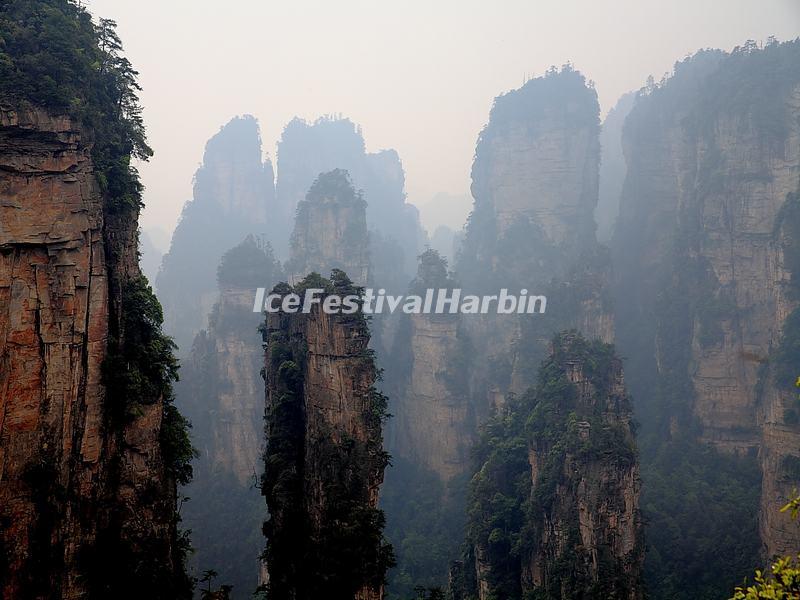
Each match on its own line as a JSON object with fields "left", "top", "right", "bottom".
{"left": 274, "top": 117, "right": 365, "bottom": 253}
{"left": 187, "top": 285, "right": 264, "bottom": 482}
{"left": 0, "top": 105, "right": 188, "bottom": 598}
{"left": 382, "top": 69, "right": 618, "bottom": 597}
{"left": 522, "top": 334, "right": 642, "bottom": 599}
{"left": 380, "top": 250, "right": 473, "bottom": 598}
{"left": 613, "top": 40, "right": 800, "bottom": 582}
{"left": 261, "top": 273, "right": 393, "bottom": 600}
{"left": 469, "top": 69, "right": 599, "bottom": 249}
{"left": 389, "top": 251, "right": 474, "bottom": 482}
{"left": 458, "top": 66, "right": 613, "bottom": 402}
{"left": 157, "top": 115, "right": 275, "bottom": 353}
{"left": 275, "top": 116, "right": 422, "bottom": 278}
{"left": 288, "top": 170, "right": 370, "bottom": 286}
{"left": 176, "top": 236, "right": 281, "bottom": 597}
{"left": 393, "top": 315, "right": 469, "bottom": 481}
{"left": 454, "top": 332, "right": 643, "bottom": 600}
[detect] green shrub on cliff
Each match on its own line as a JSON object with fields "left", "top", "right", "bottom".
{"left": 730, "top": 495, "right": 800, "bottom": 599}
{"left": 463, "top": 332, "right": 641, "bottom": 600}
{"left": 0, "top": 4, "right": 194, "bottom": 596}
{"left": 0, "top": 0, "right": 152, "bottom": 211}
{"left": 216, "top": 235, "right": 283, "bottom": 290}
{"left": 104, "top": 276, "right": 179, "bottom": 409}
{"left": 261, "top": 273, "right": 395, "bottom": 599}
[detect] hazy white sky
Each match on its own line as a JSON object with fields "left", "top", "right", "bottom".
{"left": 84, "top": 0, "right": 800, "bottom": 239}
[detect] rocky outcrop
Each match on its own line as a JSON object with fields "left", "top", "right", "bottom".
{"left": 275, "top": 116, "right": 422, "bottom": 278}
{"left": 457, "top": 66, "right": 613, "bottom": 402}
{"left": 522, "top": 334, "right": 642, "bottom": 598}
{"left": 381, "top": 69, "right": 618, "bottom": 597}
{"left": 469, "top": 69, "right": 599, "bottom": 248}
{"left": 454, "top": 332, "right": 643, "bottom": 600}
{"left": 612, "top": 40, "right": 800, "bottom": 574}
{"left": 157, "top": 115, "right": 275, "bottom": 353}
{"left": 261, "top": 272, "right": 393, "bottom": 600}
{"left": 0, "top": 105, "right": 188, "bottom": 598}
{"left": 390, "top": 251, "right": 474, "bottom": 482}
{"left": 176, "top": 236, "right": 281, "bottom": 597}
{"left": 288, "top": 170, "right": 370, "bottom": 286}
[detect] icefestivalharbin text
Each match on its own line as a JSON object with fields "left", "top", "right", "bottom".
{"left": 253, "top": 287, "right": 547, "bottom": 315}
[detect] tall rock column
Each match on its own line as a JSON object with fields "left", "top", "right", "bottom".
{"left": 288, "top": 169, "right": 370, "bottom": 286}
{"left": 157, "top": 115, "right": 275, "bottom": 353}
{"left": 275, "top": 116, "right": 422, "bottom": 278}
{"left": 454, "top": 332, "right": 644, "bottom": 600}
{"left": 612, "top": 41, "right": 800, "bottom": 570}
{"left": 390, "top": 250, "right": 474, "bottom": 482}
{"left": 261, "top": 272, "right": 393, "bottom": 600}
{"left": 384, "top": 67, "right": 618, "bottom": 596}
{"left": 176, "top": 236, "right": 282, "bottom": 594}
{"left": 0, "top": 105, "right": 190, "bottom": 598}
{"left": 457, "top": 67, "right": 613, "bottom": 404}
{"left": 379, "top": 251, "right": 475, "bottom": 597}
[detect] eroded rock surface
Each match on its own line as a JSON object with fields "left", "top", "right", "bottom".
{"left": 261, "top": 274, "right": 392, "bottom": 600}
{"left": 0, "top": 105, "right": 184, "bottom": 598}
{"left": 613, "top": 42, "right": 800, "bottom": 560}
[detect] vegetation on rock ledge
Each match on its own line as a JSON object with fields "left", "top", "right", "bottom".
{"left": 0, "top": 2, "right": 194, "bottom": 597}
{"left": 261, "top": 271, "right": 395, "bottom": 599}
{"left": 459, "top": 331, "right": 642, "bottom": 600}
{"left": 0, "top": 0, "right": 153, "bottom": 212}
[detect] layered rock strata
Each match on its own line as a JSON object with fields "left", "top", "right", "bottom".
{"left": 261, "top": 272, "right": 393, "bottom": 600}
{"left": 613, "top": 41, "right": 800, "bottom": 562}
{"left": 453, "top": 332, "right": 643, "bottom": 600}
{"left": 288, "top": 170, "right": 370, "bottom": 286}
{"left": 0, "top": 106, "right": 187, "bottom": 598}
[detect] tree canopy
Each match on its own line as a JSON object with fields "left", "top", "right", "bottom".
{"left": 0, "top": 0, "right": 152, "bottom": 210}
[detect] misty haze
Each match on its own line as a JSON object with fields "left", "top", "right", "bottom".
{"left": 1, "top": 1, "right": 799, "bottom": 599}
